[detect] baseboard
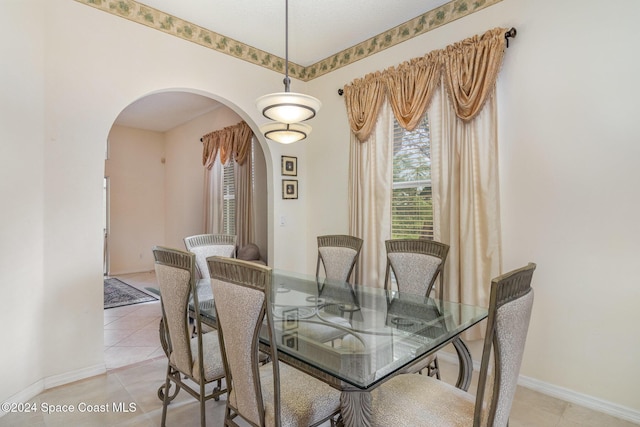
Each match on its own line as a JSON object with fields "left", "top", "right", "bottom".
{"left": 518, "top": 375, "right": 640, "bottom": 424}
{"left": 106, "top": 269, "right": 153, "bottom": 276}
{"left": 1, "top": 363, "right": 107, "bottom": 419}
{"left": 44, "top": 363, "right": 106, "bottom": 389}
{"left": 0, "top": 380, "right": 45, "bottom": 419}
{"left": 437, "top": 352, "right": 640, "bottom": 424}
{"left": 438, "top": 348, "right": 482, "bottom": 370}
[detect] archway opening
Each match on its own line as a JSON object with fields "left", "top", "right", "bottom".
{"left": 104, "top": 90, "right": 269, "bottom": 277}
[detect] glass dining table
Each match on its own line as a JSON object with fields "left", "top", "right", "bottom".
{"left": 150, "top": 269, "right": 487, "bottom": 427}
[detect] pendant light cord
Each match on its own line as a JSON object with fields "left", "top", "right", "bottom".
{"left": 283, "top": 0, "right": 291, "bottom": 92}
{"left": 256, "top": 0, "right": 321, "bottom": 135}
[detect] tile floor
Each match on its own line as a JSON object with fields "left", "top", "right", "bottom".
{"left": 103, "top": 271, "right": 165, "bottom": 370}
{"left": 0, "top": 271, "right": 636, "bottom": 426}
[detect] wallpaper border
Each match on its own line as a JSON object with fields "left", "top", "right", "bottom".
{"left": 74, "top": 0, "right": 503, "bottom": 82}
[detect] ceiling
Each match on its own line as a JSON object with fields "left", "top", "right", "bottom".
{"left": 114, "top": 0, "right": 451, "bottom": 132}
{"left": 134, "top": 0, "right": 451, "bottom": 66}
{"left": 114, "top": 92, "right": 223, "bottom": 133}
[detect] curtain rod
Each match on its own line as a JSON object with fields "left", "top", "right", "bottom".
{"left": 337, "top": 27, "right": 517, "bottom": 96}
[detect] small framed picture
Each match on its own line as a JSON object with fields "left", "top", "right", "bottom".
{"left": 282, "top": 332, "right": 298, "bottom": 350}
{"left": 282, "top": 179, "right": 298, "bottom": 199}
{"left": 283, "top": 308, "right": 299, "bottom": 330}
{"left": 281, "top": 156, "right": 297, "bottom": 176}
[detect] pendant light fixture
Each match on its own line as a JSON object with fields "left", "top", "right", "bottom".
{"left": 256, "top": 0, "right": 321, "bottom": 143}
{"left": 260, "top": 122, "right": 312, "bottom": 145}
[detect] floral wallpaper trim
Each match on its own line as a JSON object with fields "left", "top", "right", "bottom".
{"left": 74, "top": 0, "right": 502, "bottom": 82}
{"left": 305, "top": 0, "right": 503, "bottom": 80}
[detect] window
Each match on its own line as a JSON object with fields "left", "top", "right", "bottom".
{"left": 391, "top": 115, "right": 433, "bottom": 239}
{"left": 222, "top": 158, "right": 235, "bottom": 235}
{"left": 221, "top": 139, "right": 255, "bottom": 236}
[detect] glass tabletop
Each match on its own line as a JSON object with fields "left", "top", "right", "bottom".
{"left": 189, "top": 269, "right": 487, "bottom": 390}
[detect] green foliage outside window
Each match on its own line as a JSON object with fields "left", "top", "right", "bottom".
{"left": 391, "top": 116, "right": 433, "bottom": 239}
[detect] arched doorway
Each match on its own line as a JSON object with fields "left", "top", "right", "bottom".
{"left": 104, "top": 90, "right": 269, "bottom": 276}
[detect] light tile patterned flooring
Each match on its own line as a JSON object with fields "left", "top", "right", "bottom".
{"left": 103, "top": 271, "right": 165, "bottom": 370}
{"left": 0, "top": 271, "right": 636, "bottom": 426}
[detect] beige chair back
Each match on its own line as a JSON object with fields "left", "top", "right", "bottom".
{"left": 475, "top": 263, "right": 536, "bottom": 426}
{"left": 184, "top": 234, "right": 237, "bottom": 279}
{"left": 316, "top": 235, "right": 363, "bottom": 283}
{"left": 384, "top": 239, "right": 449, "bottom": 297}
{"left": 153, "top": 247, "right": 197, "bottom": 375}
{"left": 208, "top": 257, "right": 282, "bottom": 426}
{"left": 154, "top": 246, "right": 227, "bottom": 426}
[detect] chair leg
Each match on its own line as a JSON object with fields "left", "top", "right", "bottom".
{"left": 161, "top": 366, "right": 172, "bottom": 427}
{"left": 428, "top": 356, "right": 441, "bottom": 380}
{"left": 225, "top": 406, "right": 234, "bottom": 426}
{"left": 333, "top": 413, "right": 344, "bottom": 427}
{"left": 157, "top": 378, "right": 180, "bottom": 402}
{"left": 189, "top": 316, "right": 197, "bottom": 337}
{"left": 215, "top": 379, "right": 222, "bottom": 401}
{"left": 200, "top": 381, "right": 206, "bottom": 427}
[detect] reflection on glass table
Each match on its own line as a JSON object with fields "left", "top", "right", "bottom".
{"left": 149, "top": 269, "right": 487, "bottom": 427}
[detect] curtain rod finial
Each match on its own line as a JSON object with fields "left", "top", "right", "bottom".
{"left": 505, "top": 27, "right": 516, "bottom": 47}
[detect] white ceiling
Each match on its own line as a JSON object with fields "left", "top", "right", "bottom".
{"left": 114, "top": 0, "right": 450, "bottom": 132}
{"left": 114, "top": 92, "right": 222, "bottom": 133}
{"left": 138, "top": 0, "right": 450, "bottom": 66}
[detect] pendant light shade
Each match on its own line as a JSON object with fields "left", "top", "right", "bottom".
{"left": 256, "top": 0, "right": 320, "bottom": 143}
{"left": 259, "top": 122, "right": 312, "bottom": 144}
{"left": 256, "top": 92, "right": 321, "bottom": 123}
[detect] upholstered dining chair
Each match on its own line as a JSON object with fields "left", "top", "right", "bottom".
{"left": 184, "top": 233, "right": 237, "bottom": 279}
{"left": 316, "top": 234, "right": 363, "bottom": 284}
{"left": 371, "top": 263, "right": 536, "bottom": 427}
{"left": 384, "top": 238, "right": 449, "bottom": 377}
{"left": 207, "top": 256, "right": 341, "bottom": 427}
{"left": 384, "top": 238, "right": 449, "bottom": 298}
{"left": 152, "top": 246, "right": 226, "bottom": 427}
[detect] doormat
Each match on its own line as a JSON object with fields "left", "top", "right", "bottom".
{"left": 104, "top": 277, "right": 157, "bottom": 309}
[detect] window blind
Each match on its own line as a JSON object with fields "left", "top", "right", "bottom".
{"left": 222, "top": 159, "right": 235, "bottom": 235}
{"left": 391, "top": 115, "right": 433, "bottom": 239}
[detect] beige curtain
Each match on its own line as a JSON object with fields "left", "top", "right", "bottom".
{"left": 202, "top": 134, "right": 218, "bottom": 169}
{"left": 348, "top": 102, "right": 394, "bottom": 287}
{"left": 232, "top": 122, "right": 253, "bottom": 166}
{"left": 202, "top": 121, "right": 254, "bottom": 240}
{"left": 204, "top": 161, "right": 224, "bottom": 233}
{"left": 441, "top": 27, "right": 506, "bottom": 122}
{"left": 385, "top": 51, "right": 441, "bottom": 131}
{"left": 429, "top": 86, "right": 501, "bottom": 339}
{"left": 346, "top": 27, "right": 506, "bottom": 309}
{"left": 344, "top": 27, "right": 507, "bottom": 139}
{"left": 343, "top": 72, "right": 387, "bottom": 143}
{"left": 202, "top": 121, "right": 252, "bottom": 167}
{"left": 235, "top": 137, "right": 255, "bottom": 249}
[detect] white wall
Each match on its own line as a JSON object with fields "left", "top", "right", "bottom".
{"left": 497, "top": 0, "right": 640, "bottom": 411}
{"left": 106, "top": 126, "right": 166, "bottom": 274}
{"left": 0, "top": 0, "right": 46, "bottom": 404}
{"left": 3, "top": 0, "right": 640, "bottom": 420}
{"left": 164, "top": 105, "right": 242, "bottom": 250}
{"left": 1, "top": 0, "right": 286, "bottom": 406}
{"left": 269, "top": 140, "right": 310, "bottom": 272}
{"left": 107, "top": 103, "right": 269, "bottom": 274}
{"left": 163, "top": 103, "right": 268, "bottom": 258}
{"left": 304, "top": 0, "right": 640, "bottom": 415}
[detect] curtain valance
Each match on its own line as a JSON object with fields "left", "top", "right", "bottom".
{"left": 202, "top": 121, "right": 253, "bottom": 169}
{"left": 343, "top": 27, "right": 507, "bottom": 142}
{"left": 343, "top": 72, "right": 387, "bottom": 143}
